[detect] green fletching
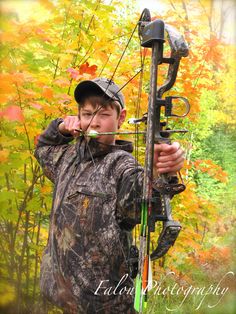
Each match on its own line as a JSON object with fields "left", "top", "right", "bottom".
{"left": 134, "top": 274, "right": 142, "bottom": 312}
{"left": 140, "top": 201, "right": 148, "bottom": 235}
{"left": 144, "top": 300, "right": 147, "bottom": 309}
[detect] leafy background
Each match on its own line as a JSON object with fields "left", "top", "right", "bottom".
{"left": 0, "top": 0, "right": 235, "bottom": 313}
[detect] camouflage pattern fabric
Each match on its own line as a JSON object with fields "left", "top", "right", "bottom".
{"left": 35, "top": 119, "right": 156, "bottom": 314}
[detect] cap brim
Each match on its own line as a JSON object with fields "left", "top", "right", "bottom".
{"left": 74, "top": 81, "right": 103, "bottom": 103}
{"left": 74, "top": 80, "right": 123, "bottom": 107}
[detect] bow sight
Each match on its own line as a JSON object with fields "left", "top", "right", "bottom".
{"left": 134, "top": 8, "right": 190, "bottom": 313}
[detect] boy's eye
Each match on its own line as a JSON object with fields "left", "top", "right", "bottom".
{"left": 82, "top": 113, "right": 92, "bottom": 117}
{"left": 99, "top": 111, "right": 110, "bottom": 116}
{"left": 81, "top": 111, "right": 110, "bottom": 118}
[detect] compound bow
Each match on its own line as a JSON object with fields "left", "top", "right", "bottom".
{"left": 133, "top": 9, "right": 190, "bottom": 313}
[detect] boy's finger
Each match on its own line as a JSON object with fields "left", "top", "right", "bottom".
{"left": 74, "top": 120, "right": 81, "bottom": 129}
{"left": 155, "top": 142, "right": 180, "bottom": 154}
{"left": 162, "top": 142, "right": 180, "bottom": 153}
{"left": 157, "top": 149, "right": 184, "bottom": 162}
{"left": 68, "top": 118, "right": 76, "bottom": 132}
{"left": 157, "top": 160, "right": 184, "bottom": 174}
{"left": 156, "top": 155, "right": 184, "bottom": 168}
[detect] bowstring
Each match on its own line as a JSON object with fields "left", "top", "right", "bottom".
{"left": 134, "top": 38, "right": 147, "bottom": 247}
{"left": 80, "top": 8, "right": 147, "bottom": 144}
{"left": 107, "top": 21, "right": 139, "bottom": 86}
{"left": 82, "top": 17, "right": 143, "bottom": 164}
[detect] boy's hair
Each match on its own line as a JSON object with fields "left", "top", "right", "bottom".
{"left": 78, "top": 93, "right": 121, "bottom": 116}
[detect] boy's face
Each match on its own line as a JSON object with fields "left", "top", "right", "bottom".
{"left": 79, "top": 102, "right": 126, "bottom": 145}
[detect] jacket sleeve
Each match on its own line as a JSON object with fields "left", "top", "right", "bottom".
{"left": 34, "top": 118, "right": 74, "bottom": 183}
{"left": 115, "top": 153, "right": 162, "bottom": 230}
{"left": 115, "top": 154, "right": 146, "bottom": 229}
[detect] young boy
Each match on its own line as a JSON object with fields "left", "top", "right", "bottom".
{"left": 35, "top": 78, "right": 184, "bottom": 314}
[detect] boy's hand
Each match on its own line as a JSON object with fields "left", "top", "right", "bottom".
{"left": 153, "top": 142, "right": 185, "bottom": 175}
{"left": 58, "top": 116, "right": 81, "bottom": 137}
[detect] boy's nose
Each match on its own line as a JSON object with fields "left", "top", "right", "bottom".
{"left": 90, "top": 114, "right": 100, "bottom": 129}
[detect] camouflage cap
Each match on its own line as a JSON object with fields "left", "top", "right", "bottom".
{"left": 74, "top": 77, "right": 125, "bottom": 108}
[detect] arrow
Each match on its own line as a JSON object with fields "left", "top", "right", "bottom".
{"left": 75, "top": 129, "right": 188, "bottom": 138}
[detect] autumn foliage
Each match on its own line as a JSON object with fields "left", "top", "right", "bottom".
{"left": 0, "top": 0, "right": 235, "bottom": 313}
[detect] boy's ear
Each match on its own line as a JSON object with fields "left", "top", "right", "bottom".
{"left": 118, "top": 109, "right": 126, "bottom": 128}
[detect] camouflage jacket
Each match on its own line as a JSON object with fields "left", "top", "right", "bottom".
{"left": 35, "top": 119, "right": 161, "bottom": 314}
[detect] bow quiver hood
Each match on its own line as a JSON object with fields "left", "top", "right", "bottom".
{"left": 74, "top": 77, "right": 125, "bottom": 108}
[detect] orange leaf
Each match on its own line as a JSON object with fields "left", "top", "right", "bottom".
{"left": 0, "top": 149, "right": 10, "bottom": 162}
{"left": 53, "top": 77, "right": 70, "bottom": 87}
{"left": 42, "top": 86, "right": 53, "bottom": 100}
{"left": 193, "top": 159, "right": 228, "bottom": 183}
{"left": 34, "top": 134, "right": 40, "bottom": 146}
{"left": 55, "top": 93, "right": 72, "bottom": 105}
{"left": 142, "top": 48, "right": 151, "bottom": 57}
{"left": 40, "top": 185, "right": 52, "bottom": 194}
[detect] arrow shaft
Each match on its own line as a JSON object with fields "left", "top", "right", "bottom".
{"left": 75, "top": 129, "right": 146, "bottom": 137}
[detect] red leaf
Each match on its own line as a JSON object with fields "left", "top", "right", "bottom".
{"left": 0, "top": 105, "right": 24, "bottom": 122}
{"left": 79, "top": 62, "right": 97, "bottom": 75}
